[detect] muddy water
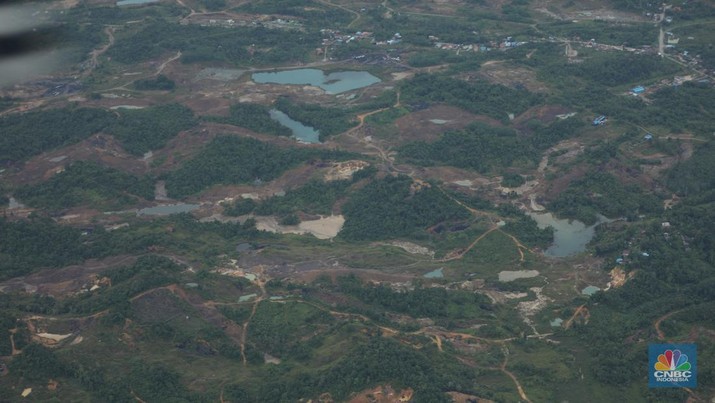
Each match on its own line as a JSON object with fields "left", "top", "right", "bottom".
{"left": 252, "top": 69, "right": 380, "bottom": 94}
{"left": 137, "top": 203, "right": 199, "bottom": 216}
{"left": 117, "top": 0, "right": 158, "bottom": 6}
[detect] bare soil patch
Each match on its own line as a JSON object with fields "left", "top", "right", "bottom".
{"left": 6, "top": 134, "right": 148, "bottom": 186}
{"left": 181, "top": 95, "right": 233, "bottom": 117}
{"left": 347, "top": 385, "right": 414, "bottom": 403}
{"left": 0, "top": 255, "right": 137, "bottom": 297}
{"left": 195, "top": 162, "right": 319, "bottom": 205}
{"left": 254, "top": 215, "right": 345, "bottom": 239}
{"left": 542, "top": 163, "right": 589, "bottom": 201}
{"left": 512, "top": 105, "right": 570, "bottom": 131}
{"left": 282, "top": 267, "right": 415, "bottom": 284}
{"left": 419, "top": 166, "right": 496, "bottom": 187}
{"left": 475, "top": 64, "right": 550, "bottom": 93}
{"left": 394, "top": 105, "right": 501, "bottom": 145}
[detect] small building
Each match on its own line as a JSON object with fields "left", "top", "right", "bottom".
{"left": 631, "top": 85, "right": 645, "bottom": 94}
{"left": 593, "top": 115, "right": 607, "bottom": 126}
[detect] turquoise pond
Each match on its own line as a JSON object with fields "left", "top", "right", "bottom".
{"left": 529, "top": 212, "right": 610, "bottom": 257}
{"left": 269, "top": 109, "right": 320, "bottom": 144}
{"left": 423, "top": 268, "right": 444, "bottom": 279}
{"left": 252, "top": 69, "right": 381, "bottom": 94}
{"left": 117, "top": 0, "right": 159, "bottom": 6}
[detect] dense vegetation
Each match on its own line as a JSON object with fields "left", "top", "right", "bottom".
{"left": 337, "top": 274, "right": 492, "bottom": 319}
{"left": 0, "top": 98, "right": 15, "bottom": 113}
{"left": 340, "top": 175, "right": 470, "bottom": 240}
{"left": 549, "top": 172, "right": 662, "bottom": 224}
{"left": 166, "top": 136, "right": 353, "bottom": 197}
{"left": 215, "top": 103, "right": 291, "bottom": 137}
{"left": 0, "top": 213, "right": 260, "bottom": 282}
{"left": 133, "top": 74, "right": 176, "bottom": 91}
{"left": 14, "top": 161, "right": 154, "bottom": 210}
{"left": 106, "top": 103, "right": 197, "bottom": 155}
{"left": 107, "top": 20, "right": 321, "bottom": 66}
{"left": 0, "top": 217, "right": 89, "bottom": 280}
{"left": 223, "top": 198, "right": 258, "bottom": 216}
{"left": 503, "top": 214, "right": 554, "bottom": 248}
{"left": 236, "top": 0, "right": 352, "bottom": 26}
{"left": 0, "top": 104, "right": 196, "bottom": 162}
{"left": 56, "top": 255, "right": 182, "bottom": 315}
{"left": 275, "top": 97, "right": 357, "bottom": 140}
{"left": 575, "top": 176, "right": 715, "bottom": 398}
{"left": 667, "top": 141, "right": 715, "bottom": 195}
{"left": 247, "top": 301, "right": 334, "bottom": 359}
{"left": 2, "top": 0, "right": 715, "bottom": 401}
{"left": 538, "top": 20, "right": 658, "bottom": 46}
{"left": 254, "top": 179, "right": 351, "bottom": 216}
{"left": 400, "top": 123, "right": 537, "bottom": 172}
{"left": 242, "top": 335, "right": 480, "bottom": 402}
{"left": 565, "top": 53, "right": 680, "bottom": 87}
{"left": 0, "top": 108, "right": 113, "bottom": 162}
{"left": 400, "top": 74, "right": 542, "bottom": 122}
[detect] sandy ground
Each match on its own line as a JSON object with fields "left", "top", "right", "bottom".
{"left": 347, "top": 385, "right": 414, "bottom": 403}
{"left": 254, "top": 215, "right": 345, "bottom": 239}
{"left": 34, "top": 333, "right": 73, "bottom": 343}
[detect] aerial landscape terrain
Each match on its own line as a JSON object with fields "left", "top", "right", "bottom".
{"left": 0, "top": 0, "right": 714, "bottom": 401}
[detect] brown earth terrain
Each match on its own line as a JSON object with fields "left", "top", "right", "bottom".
{"left": 394, "top": 105, "right": 503, "bottom": 144}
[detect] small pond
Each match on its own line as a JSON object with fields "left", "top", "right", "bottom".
{"left": 498, "top": 270, "right": 540, "bottom": 282}
{"left": 117, "top": 0, "right": 159, "bottom": 6}
{"left": 269, "top": 109, "right": 320, "bottom": 143}
{"left": 238, "top": 293, "right": 257, "bottom": 302}
{"left": 137, "top": 203, "right": 199, "bottom": 216}
{"left": 423, "top": 268, "right": 444, "bottom": 279}
{"left": 252, "top": 69, "right": 381, "bottom": 94}
{"left": 529, "top": 212, "right": 610, "bottom": 257}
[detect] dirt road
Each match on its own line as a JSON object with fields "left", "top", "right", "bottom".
{"left": 156, "top": 51, "right": 182, "bottom": 75}
{"left": 85, "top": 26, "right": 116, "bottom": 77}
{"left": 654, "top": 309, "right": 684, "bottom": 340}
{"left": 501, "top": 347, "right": 532, "bottom": 403}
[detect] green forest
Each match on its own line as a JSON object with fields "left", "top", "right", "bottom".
{"left": 340, "top": 175, "right": 470, "bottom": 240}
{"left": 0, "top": 104, "right": 196, "bottom": 162}
{"left": 214, "top": 103, "right": 291, "bottom": 137}
{"left": 275, "top": 97, "right": 357, "bottom": 140}
{"left": 14, "top": 161, "right": 154, "bottom": 211}
{"left": 400, "top": 74, "right": 542, "bottom": 122}
{"left": 254, "top": 179, "right": 351, "bottom": 216}
{"left": 166, "top": 136, "right": 353, "bottom": 197}
{"left": 399, "top": 123, "right": 537, "bottom": 172}
{"left": 2, "top": 0, "right": 715, "bottom": 401}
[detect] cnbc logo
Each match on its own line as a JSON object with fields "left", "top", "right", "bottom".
{"left": 649, "top": 344, "right": 697, "bottom": 388}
